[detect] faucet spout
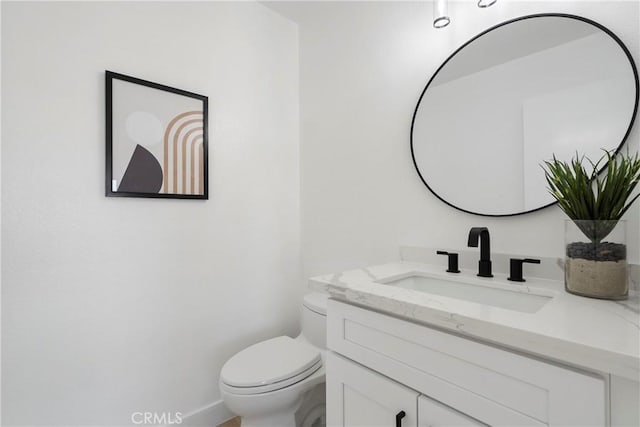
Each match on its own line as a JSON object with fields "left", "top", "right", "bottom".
{"left": 468, "top": 227, "right": 493, "bottom": 277}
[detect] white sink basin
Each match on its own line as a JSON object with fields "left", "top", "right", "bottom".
{"left": 377, "top": 273, "right": 553, "bottom": 313}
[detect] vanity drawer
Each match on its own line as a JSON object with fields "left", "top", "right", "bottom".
{"left": 327, "top": 299, "right": 606, "bottom": 426}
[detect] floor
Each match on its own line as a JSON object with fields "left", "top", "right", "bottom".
{"left": 217, "top": 416, "right": 241, "bottom": 427}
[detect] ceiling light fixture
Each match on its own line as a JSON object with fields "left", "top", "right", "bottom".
{"left": 478, "top": 0, "right": 498, "bottom": 8}
{"left": 433, "top": 0, "right": 450, "bottom": 29}
{"left": 434, "top": 0, "right": 499, "bottom": 30}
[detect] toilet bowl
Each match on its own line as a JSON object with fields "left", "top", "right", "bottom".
{"left": 219, "top": 292, "right": 328, "bottom": 427}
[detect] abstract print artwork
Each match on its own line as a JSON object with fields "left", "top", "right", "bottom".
{"left": 106, "top": 71, "right": 208, "bottom": 199}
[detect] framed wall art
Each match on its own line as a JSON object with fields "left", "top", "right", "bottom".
{"left": 106, "top": 71, "right": 209, "bottom": 199}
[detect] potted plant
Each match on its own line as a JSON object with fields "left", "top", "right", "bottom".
{"left": 542, "top": 151, "right": 640, "bottom": 300}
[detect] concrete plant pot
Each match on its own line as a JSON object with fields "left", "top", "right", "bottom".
{"left": 564, "top": 220, "right": 628, "bottom": 300}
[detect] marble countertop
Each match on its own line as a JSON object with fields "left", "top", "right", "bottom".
{"left": 310, "top": 257, "right": 640, "bottom": 381}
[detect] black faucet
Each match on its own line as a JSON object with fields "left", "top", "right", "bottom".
{"left": 467, "top": 227, "right": 493, "bottom": 277}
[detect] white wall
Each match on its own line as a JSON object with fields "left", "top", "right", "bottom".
{"left": 289, "top": 0, "right": 640, "bottom": 278}
{"left": 1, "top": 2, "right": 300, "bottom": 425}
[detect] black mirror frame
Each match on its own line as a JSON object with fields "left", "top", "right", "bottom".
{"left": 410, "top": 13, "right": 639, "bottom": 217}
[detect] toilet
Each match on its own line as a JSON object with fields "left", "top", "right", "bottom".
{"left": 219, "top": 292, "right": 328, "bottom": 427}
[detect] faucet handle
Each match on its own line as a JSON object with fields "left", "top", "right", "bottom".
{"left": 508, "top": 258, "right": 541, "bottom": 282}
{"left": 436, "top": 251, "right": 461, "bottom": 273}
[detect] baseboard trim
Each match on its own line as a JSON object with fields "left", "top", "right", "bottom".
{"left": 180, "top": 400, "right": 236, "bottom": 427}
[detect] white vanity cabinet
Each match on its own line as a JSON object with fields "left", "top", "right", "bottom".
{"left": 326, "top": 299, "right": 608, "bottom": 426}
{"left": 327, "top": 352, "right": 418, "bottom": 427}
{"left": 328, "top": 352, "right": 487, "bottom": 427}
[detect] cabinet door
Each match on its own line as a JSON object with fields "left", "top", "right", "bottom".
{"left": 418, "top": 396, "right": 486, "bottom": 427}
{"left": 327, "top": 352, "right": 418, "bottom": 427}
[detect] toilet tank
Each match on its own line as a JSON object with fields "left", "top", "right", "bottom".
{"left": 301, "top": 292, "right": 329, "bottom": 349}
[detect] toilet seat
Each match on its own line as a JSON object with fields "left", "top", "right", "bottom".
{"left": 220, "top": 336, "right": 322, "bottom": 395}
{"left": 221, "top": 359, "right": 322, "bottom": 395}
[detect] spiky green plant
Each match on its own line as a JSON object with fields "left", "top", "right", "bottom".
{"left": 542, "top": 151, "right": 640, "bottom": 243}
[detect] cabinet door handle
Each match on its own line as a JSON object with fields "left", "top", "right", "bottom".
{"left": 395, "top": 410, "right": 406, "bottom": 427}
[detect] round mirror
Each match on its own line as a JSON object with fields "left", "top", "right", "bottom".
{"left": 411, "top": 14, "right": 638, "bottom": 216}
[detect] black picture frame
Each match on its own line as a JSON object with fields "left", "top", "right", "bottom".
{"left": 106, "top": 71, "right": 209, "bottom": 199}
